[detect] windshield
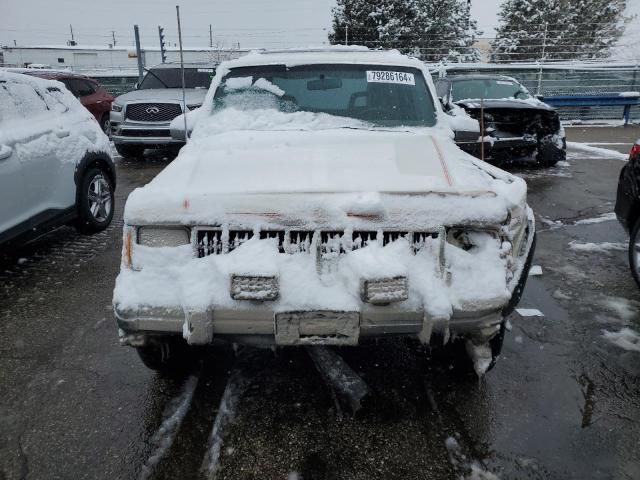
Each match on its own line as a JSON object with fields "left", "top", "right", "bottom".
{"left": 212, "top": 64, "right": 437, "bottom": 128}
{"left": 451, "top": 78, "right": 529, "bottom": 101}
{"left": 139, "top": 67, "right": 214, "bottom": 89}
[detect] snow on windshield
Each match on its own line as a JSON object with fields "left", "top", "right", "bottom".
{"left": 208, "top": 65, "right": 437, "bottom": 131}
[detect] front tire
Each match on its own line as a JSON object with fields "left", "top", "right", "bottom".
{"left": 537, "top": 135, "right": 566, "bottom": 167}
{"left": 114, "top": 144, "right": 145, "bottom": 158}
{"left": 76, "top": 167, "right": 114, "bottom": 233}
{"left": 629, "top": 220, "right": 640, "bottom": 288}
{"left": 136, "top": 337, "right": 195, "bottom": 373}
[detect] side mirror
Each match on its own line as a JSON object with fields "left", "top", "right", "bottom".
{"left": 535, "top": 94, "right": 544, "bottom": 102}
{"left": 134, "top": 82, "right": 139, "bottom": 90}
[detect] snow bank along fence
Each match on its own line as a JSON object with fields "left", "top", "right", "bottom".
{"left": 434, "top": 62, "right": 640, "bottom": 123}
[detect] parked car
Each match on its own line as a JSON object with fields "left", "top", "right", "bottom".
{"left": 109, "top": 63, "right": 215, "bottom": 158}
{"left": 0, "top": 71, "right": 115, "bottom": 247}
{"left": 19, "top": 69, "right": 115, "bottom": 133}
{"left": 113, "top": 48, "right": 535, "bottom": 375}
{"left": 435, "top": 74, "right": 566, "bottom": 166}
{"left": 615, "top": 139, "right": 640, "bottom": 287}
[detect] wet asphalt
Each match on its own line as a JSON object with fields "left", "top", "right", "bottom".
{"left": 1, "top": 126, "right": 639, "bottom": 480}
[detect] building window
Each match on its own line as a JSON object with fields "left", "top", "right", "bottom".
{"left": 58, "top": 58, "right": 65, "bottom": 63}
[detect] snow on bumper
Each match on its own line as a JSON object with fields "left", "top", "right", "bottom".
{"left": 114, "top": 215, "right": 535, "bottom": 347}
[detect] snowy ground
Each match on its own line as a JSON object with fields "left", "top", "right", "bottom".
{"left": 0, "top": 126, "right": 639, "bottom": 479}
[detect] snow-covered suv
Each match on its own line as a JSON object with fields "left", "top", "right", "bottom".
{"left": 0, "top": 71, "right": 115, "bottom": 246}
{"left": 113, "top": 48, "right": 535, "bottom": 374}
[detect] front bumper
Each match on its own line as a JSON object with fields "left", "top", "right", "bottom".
{"left": 115, "top": 230, "right": 536, "bottom": 348}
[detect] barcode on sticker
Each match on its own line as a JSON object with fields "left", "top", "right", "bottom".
{"left": 366, "top": 71, "right": 415, "bottom": 85}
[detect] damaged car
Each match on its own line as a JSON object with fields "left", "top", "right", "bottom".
{"left": 435, "top": 74, "right": 566, "bottom": 166}
{"left": 113, "top": 48, "right": 536, "bottom": 375}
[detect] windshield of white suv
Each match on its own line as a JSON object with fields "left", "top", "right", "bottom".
{"left": 213, "top": 64, "right": 437, "bottom": 128}
{"left": 139, "top": 67, "right": 214, "bottom": 89}
{"left": 451, "top": 78, "right": 529, "bottom": 102}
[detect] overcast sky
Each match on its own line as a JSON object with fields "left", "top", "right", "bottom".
{"left": 1, "top": 0, "right": 638, "bottom": 50}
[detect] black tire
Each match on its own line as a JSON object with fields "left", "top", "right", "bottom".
{"left": 114, "top": 144, "right": 145, "bottom": 158}
{"left": 536, "top": 136, "right": 566, "bottom": 167}
{"left": 100, "top": 114, "right": 110, "bottom": 136}
{"left": 136, "top": 337, "right": 195, "bottom": 373}
{"left": 629, "top": 220, "right": 640, "bottom": 288}
{"left": 76, "top": 167, "right": 114, "bottom": 234}
{"left": 431, "top": 322, "right": 506, "bottom": 375}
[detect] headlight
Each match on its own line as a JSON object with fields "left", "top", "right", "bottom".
{"left": 187, "top": 104, "right": 201, "bottom": 111}
{"left": 111, "top": 103, "right": 123, "bottom": 112}
{"left": 447, "top": 228, "right": 498, "bottom": 252}
{"left": 137, "top": 226, "right": 190, "bottom": 247}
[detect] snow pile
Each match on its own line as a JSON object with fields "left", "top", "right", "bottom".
{"left": 602, "top": 328, "right": 640, "bottom": 352}
{"left": 574, "top": 212, "right": 617, "bottom": 225}
{"left": 567, "top": 142, "right": 629, "bottom": 161}
{"left": 516, "top": 308, "right": 544, "bottom": 317}
{"left": 568, "top": 241, "right": 627, "bottom": 253}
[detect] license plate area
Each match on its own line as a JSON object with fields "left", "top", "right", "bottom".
{"left": 275, "top": 311, "right": 360, "bottom": 346}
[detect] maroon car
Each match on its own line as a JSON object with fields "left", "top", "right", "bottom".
{"left": 19, "top": 70, "right": 114, "bottom": 133}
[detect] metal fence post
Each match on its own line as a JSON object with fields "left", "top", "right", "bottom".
{"left": 134, "top": 25, "right": 144, "bottom": 84}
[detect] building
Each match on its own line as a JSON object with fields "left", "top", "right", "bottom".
{"left": 1, "top": 45, "right": 250, "bottom": 73}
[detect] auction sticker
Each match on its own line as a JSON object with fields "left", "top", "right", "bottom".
{"left": 366, "top": 70, "right": 415, "bottom": 85}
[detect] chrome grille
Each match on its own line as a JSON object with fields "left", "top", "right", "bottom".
{"left": 125, "top": 103, "right": 182, "bottom": 122}
{"left": 196, "top": 228, "right": 439, "bottom": 258}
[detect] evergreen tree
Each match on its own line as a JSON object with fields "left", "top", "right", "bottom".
{"left": 329, "top": 0, "right": 480, "bottom": 62}
{"left": 565, "top": 0, "right": 629, "bottom": 59}
{"left": 492, "top": 0, "right": 631, "bottom": 62}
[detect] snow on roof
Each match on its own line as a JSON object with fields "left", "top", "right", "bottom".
{"left": 0, "top": 69, "right": 63, "bottom": 88}
{"left": 224, "top": 46, "right": 426, "bottom": 70}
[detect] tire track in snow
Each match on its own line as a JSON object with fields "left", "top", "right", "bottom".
{"left": 139, "top": 373, "right": 200, "bottom": 480}
{"left": 200, "top": 367, "right": 249, "bottom": 480}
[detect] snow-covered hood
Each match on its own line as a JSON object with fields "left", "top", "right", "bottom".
{"left": 456, "top": 98, "right": 555, "bottom": 112}
{"left": 125, "top": 127, "right": 527, "bottom": 226}
{"left": 115, "top": 88, "right": 208, "bottom": 104}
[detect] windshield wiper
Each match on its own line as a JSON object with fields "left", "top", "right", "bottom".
{"left": 142, "top": 68, "right": 170, "bottom": 88}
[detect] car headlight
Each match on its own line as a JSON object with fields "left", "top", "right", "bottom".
{"left": 111, "top": 103, "right": 123, "bottom": 112}
{"left": 187, "top": 104, "right": 201, "bottom": 111}
{"left": 137, "top": 226, "right": 190, "bottom": 247}
{"left": 447, "top": 228, "right": 498, "bottom": 252}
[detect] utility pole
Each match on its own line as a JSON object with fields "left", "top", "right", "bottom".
{"left": 536, "top": 22, "right": 548, "bottom": 96}
{"left": 68, "top": 24, "right": 76, "bottom": 46}
{"left": 176, "top": 5, "right": 188, "bottom": 143}
{"left": 158, "top": 26, "right": 167, "bottom": 63}
{"left": 345, "top": 25, "right": 349, "bottom": 46}
{"left": 134, "top": 25, "right": 144, "bottom": 84}
{"left": 209, "top": 24, "right": 213, "bottom": 48}
{"left": 112, "top": 31, "right": 117, "bottom": 47}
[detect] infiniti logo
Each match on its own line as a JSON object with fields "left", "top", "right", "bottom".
{"left": 145, "top": 106, "right": 160, "bottom": 114}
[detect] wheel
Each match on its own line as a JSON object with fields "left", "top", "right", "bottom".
{"left": 136, "top": 337, "right": 195, "bottom": 373}
{"left": 629, "top": 220, "right": 640, "bottom": 288}
{"left": 430, "top": 322, "right": 506, "bottom": 375}
{"left": 76, "top": 167, "right": 114, "bottom": 233}
{"left": 114, "top": 144, "right": 145, "bottom": 158}
{"left": 100, "top": 114, "right": 110, "bottom": 136}
{"left": 536, "top": 135, "right": 566, "bottom": 167}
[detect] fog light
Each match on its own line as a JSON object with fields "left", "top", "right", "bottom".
{"left": 362, "top": 276, "right": 408, "bottom": 305}
{"left": 230, "top": 275, "right": 279, "bottom": 301}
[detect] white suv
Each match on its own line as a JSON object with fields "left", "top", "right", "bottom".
{"left": 0, "top": 71, "right": 115, "bottom": 246}
{"left": 113, "top": 48, "right": 535, "bottom": 375}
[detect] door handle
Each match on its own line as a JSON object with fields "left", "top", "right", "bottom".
{"left": 0, "top": 145, "right": 12, "bottom": 160}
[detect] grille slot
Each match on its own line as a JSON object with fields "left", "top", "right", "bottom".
{"left": 125, "top": 103, "right": 182, "bottom": 122}
{"left": 119, "top": 129, "right": 170, "bottom": 138}
{"left": 196, "top": 228, "right": 439, "bottom": 258}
